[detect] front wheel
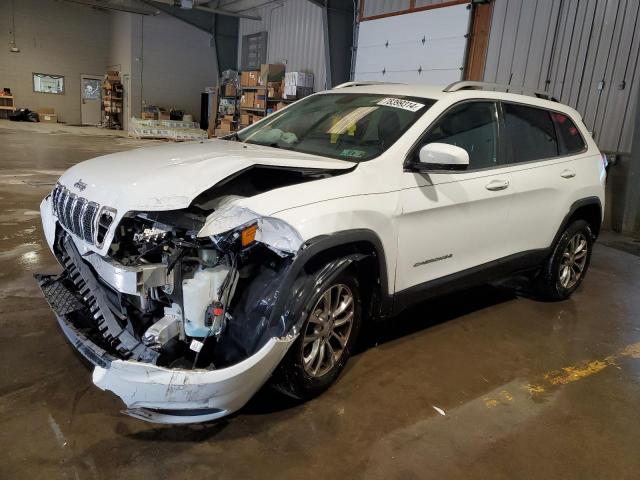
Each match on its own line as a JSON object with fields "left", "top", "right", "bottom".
{"left": 272, "top": 270, "right": 362, "bottom": 400}
{"left": 534, "top": 219, "right": 593, "bottom": 300}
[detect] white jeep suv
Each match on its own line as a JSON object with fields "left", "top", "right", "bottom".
{"left": 37, "top": 81, "right": 606, "bottom": 424}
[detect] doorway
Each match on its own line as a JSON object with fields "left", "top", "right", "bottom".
{"left": 80, "top": 74, "right": 102, "bottom": 126}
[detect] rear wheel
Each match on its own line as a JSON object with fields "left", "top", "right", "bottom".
{"left": 272, "top": 270, "right": 362, "bottom": 400}
{"left": 534, "top": 219, "right": 593, "bottom": 300}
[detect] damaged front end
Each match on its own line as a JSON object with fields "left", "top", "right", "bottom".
{"left": 37, "top": 182, "right": 315, "bottom": 423}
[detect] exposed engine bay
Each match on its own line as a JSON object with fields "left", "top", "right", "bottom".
{"left": 42, "top": 165, "right": 347, "bottom": 371}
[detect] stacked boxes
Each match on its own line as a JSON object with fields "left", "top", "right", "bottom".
{"left": 259, "top": 64, "right": 285, "bottom": 86}
{"left": 37, "top": 107, "right": 57, "bottom": 123}
{"left": 219, "top": 114, "right": 235, "bottom": 132}
{"left": 239, "top": 112, "right": 264, "bottom": 126}
{"left": 241, "top": 91, "right": 255, "bottom": 108}
{"left": 267, "top": 81, "right": 282, "bottom": 99}
{"left": 240, "top": 70, "right": 259, "bottom": 87}
{"left": 284, "top": 71, "right": 314, "bottom": 99}
{"left": 224, "top": 83, "right": 237, "bottom": 97}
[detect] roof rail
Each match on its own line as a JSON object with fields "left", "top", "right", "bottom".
{"left": 442, "top": 81, "right": 558, "bottom": 102}
{"left": 332, "top": 81, "right": 402, "bottom": 89}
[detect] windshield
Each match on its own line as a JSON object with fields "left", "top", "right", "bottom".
{"left": 236, "top": 93, "right": 435, "bottom": 162}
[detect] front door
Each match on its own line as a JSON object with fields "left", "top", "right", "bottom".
{"left": 80, "top": 74, "right": 102, "bottom": 126}
{"left": 396, "top": 101, "right": 513, "bottom": 292}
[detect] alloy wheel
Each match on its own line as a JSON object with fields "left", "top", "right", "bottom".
{"left": 559, "top": 232, "right": 588, "bottom": 289}
{"left": 302, "top": 283, "right": 355, "bottom": 377}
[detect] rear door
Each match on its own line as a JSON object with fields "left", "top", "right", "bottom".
{"left": 499, "top": 102, "right": 591, "bottom": 255}
{"left": 396, "top": 100, "right": 514, "bottom": 292}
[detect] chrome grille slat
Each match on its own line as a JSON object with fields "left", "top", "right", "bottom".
{"left": 83, "top": 202, "right": 98, "bottom": 242}
{"left": 51, "top": 184, "right": 102, "bottom": 246}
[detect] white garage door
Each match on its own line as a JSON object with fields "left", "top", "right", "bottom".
{"left": 355, "top": 3, "right": 471, "bottom": 85}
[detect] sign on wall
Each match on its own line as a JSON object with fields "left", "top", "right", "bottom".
{"left": 355, "top": 3, "right": 471, "bottom": 84}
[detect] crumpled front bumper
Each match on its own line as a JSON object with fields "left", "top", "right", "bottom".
{"left": 37, "top": 273, "right": 295, "bottom": 423}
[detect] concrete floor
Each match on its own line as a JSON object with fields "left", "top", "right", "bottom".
{"left": 1, "top": 119, "right": 640, "bottom": 479}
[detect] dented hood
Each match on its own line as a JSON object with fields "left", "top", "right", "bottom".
{"left": 58, "top": 139, "right": 355, "bottom": 212}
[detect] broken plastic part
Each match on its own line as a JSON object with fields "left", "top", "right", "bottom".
{"left": 199, "top": 204, "right": 304, "bottom": 255}
{"left": 216, "top": 252, "right": 367, "bottom": 364}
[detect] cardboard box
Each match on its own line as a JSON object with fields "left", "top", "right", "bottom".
{"left": 105, "top": 70, "right": 120, "bottom": 81}
{"left": 240, "top": 91, "right": 255, "bottom": 108}
{"left": 141, "top": 112, "right": 156, "bottom": 120}
{"left": 274, "top": 101, "right": 288, "bottom": 111}
{"left": 251, "top": 114, "right": 264, "bottom": 124}
{"left": 284, "top": 85, "right": 312, "bottom": 99}
{"left": 240, "top": 112, "right": 251, "bottom": 125}
{"left": 240, "top": 70, "right": 259, "bottom": 87}
{"left": 254, "top": 94, "right": 266, "bottom": 109}
{"left": 220, "top": 119, "right": 233, "bottom": 131}
{"left": 224, "top": 83, "right": 237, "bottom": 97}
{"left": 304, "top": 73, "right": 314, "bottom": 88}
{"left": 267, "top": 81, "right": 282, "bottom": 99}
{"left": 285, "top": 72, "right": 306, "bottom": 87}
{"left": 38, "top": 108, "right": 57, "bottom": 123}
{"left": 259, "top": 64, "right": 285, "bottom": 86}
{"left": 158, "top": 108, "right": 170, "bottom": 121}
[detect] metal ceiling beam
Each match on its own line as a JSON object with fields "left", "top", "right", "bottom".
{"left": 147, "top": 0, "right": 260, "bottom": 19}
{"left": 59, "top": 0, "right": 159, "bottom": 15}
{"left": 195, "top": 4, "right": 261, "bottom": 20}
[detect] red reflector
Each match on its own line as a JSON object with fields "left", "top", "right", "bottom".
{"left": 213, "top": 307, "right": 224, "bottom": 316}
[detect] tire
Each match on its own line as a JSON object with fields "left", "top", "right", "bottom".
{"left": 272, "top": 269, "right": 362, "bottom": 400}
{"left": 534, "top": 219, "right": 593, "bottom": 300}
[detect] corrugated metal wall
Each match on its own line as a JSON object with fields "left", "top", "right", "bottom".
{"left": 363, "top": 0, "right": 448, "bottom": 17}
{"left": 363, "top": 0, "right": 409, "bottom": 17}
{"left": 237, "top": 0, "right": 327, "bottom": 92}
{"left": 484, "top": 0, "right": 640, "bottom": 154}
{"left": 362, "top": 0, "right": 639, "bottom": 154}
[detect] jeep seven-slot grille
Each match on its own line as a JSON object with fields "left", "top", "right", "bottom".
{"left": 52, "top": 184, "right": 100, "bottom": 244}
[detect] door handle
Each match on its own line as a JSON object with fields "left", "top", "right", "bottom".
{"left": 560, "top": 169, "right": 576, "bottom": 179}
{"left": 485, "top": 179, "right": 510, "bottom": 191}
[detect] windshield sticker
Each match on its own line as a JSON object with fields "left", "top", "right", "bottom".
{"left": 377, "top": 97, "right": 425, "bottom": 112}
{"left": 340, "top": 149, "right": 367, "bottom": 158}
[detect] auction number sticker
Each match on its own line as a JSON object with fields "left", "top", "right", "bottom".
{"left": 377, "top": 97, "right": 425, "bottom": 112}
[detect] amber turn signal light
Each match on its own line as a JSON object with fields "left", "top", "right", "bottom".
{"left": 241, "top": 223, "right": 258, "bottom": 247}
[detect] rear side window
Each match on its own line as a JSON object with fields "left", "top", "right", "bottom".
{"left": 503, "top": 103, "right": 558, "bottom": 162}
{"left": 551, "top": 112, "right": 586, "bottom": 154}
{"left": 420, "top": 101, "right": 499, "bottom": 169}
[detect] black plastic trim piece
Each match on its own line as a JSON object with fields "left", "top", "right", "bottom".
{"left": 268, "top": 229, "right": 392, "bottom": 324}
{"left": 551, "top": 196, "right": 603, "bottom": 246}
{"left": 36, "top": 274, "right": 114, "bottom": 368}
{"left": 393, "top": 248, "right": 549, "bottom": 315}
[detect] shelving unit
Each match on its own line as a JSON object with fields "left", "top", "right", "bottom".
{"left": 212, "top": 82, "right": 240, "bottom": 137}
{"left": 0, "top": 96, "right": 16, "bottom": 120}
{"left": 102, "top": 74, "right": 123, "bottom": 130}
{"left": 238, "top": 85, "right": 296, "bottom": 127}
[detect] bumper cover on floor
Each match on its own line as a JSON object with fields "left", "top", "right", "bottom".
{"left": 36, "top": 274, "right": 296, "bottom": 424}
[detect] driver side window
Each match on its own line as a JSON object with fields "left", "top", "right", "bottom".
{"left": 420, "top": 101, "right": 499, "bottom": 170}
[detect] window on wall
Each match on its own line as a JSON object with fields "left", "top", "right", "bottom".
{"left": 33, "top": 73, "right": 65, "bottom": 94}
{"left": 503, "top": 103, "right": 559, "bottom": 162}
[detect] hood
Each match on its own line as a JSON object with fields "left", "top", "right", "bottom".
{"left": 58, "top": 139, "right": 355, "bottom": 213}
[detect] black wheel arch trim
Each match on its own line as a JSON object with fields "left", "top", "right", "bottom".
{"left": 551, "top": 196, "right": 602, "bottom": 248}
{"left": 267, "top": 229, "right": 392, "bottom": 326}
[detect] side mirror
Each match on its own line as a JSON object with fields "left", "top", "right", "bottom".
{"left": 411, "top": 142, "right": 469, "bottom": 172}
